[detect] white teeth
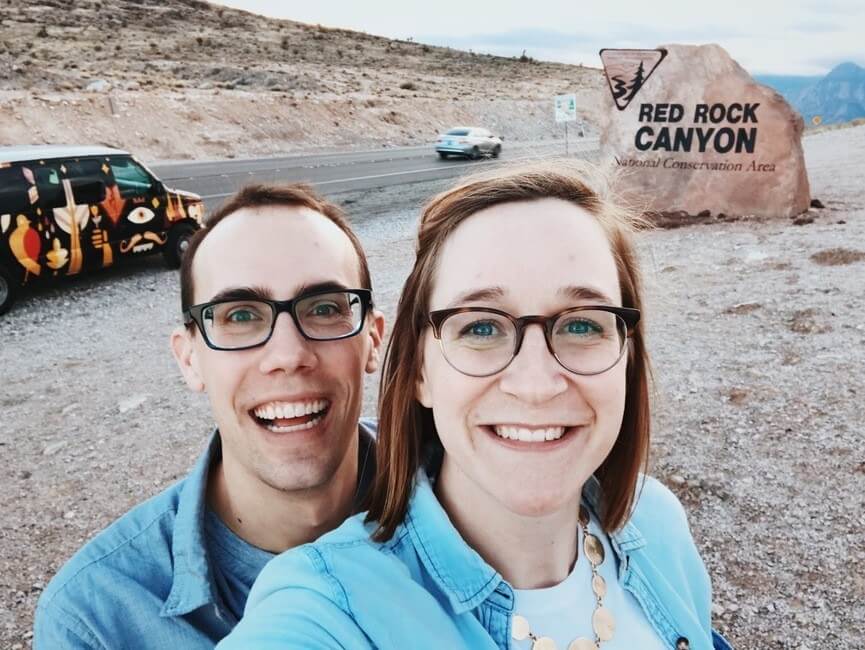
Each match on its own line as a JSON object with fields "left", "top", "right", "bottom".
{"left": 493, "top": 426, "right": 566, "bottom": 442}
{"left": 253, "top": 400, "right": 329, "bottom": 421}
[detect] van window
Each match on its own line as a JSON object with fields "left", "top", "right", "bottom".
{"left": 0, "top": 166, "right": 33, "bottom": 213}
{"left": 110, "top": 158, "right": 153, "bottom": 197}
{"left": 35, "top": 166, "right": 63, "bottom": 209}
{"left": 65, "top": 159, "right": 106, "bottom": 204}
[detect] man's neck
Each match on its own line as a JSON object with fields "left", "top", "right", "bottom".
{"left": 435, "top": 458, "right": 580, "bottom": 590}
{"left": 207, "top": 439, "right": 359, "bottom": 554}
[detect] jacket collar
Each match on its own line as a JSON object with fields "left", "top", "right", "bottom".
{"left": 403, "top": 470, "right": 648, "bottom": 616}
{"left": 160, "top": 423, "right": 379, "bottom": 618}
{"left": 161, "top": 432, "right": 221, "bottom": 618}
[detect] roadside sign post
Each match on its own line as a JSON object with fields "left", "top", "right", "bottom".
{"left": 554, "top": 93, "right": 578, "bottom": 156}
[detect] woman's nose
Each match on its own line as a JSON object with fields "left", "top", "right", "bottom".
{"left": 497, "top": 325, "right": 568, "bottom": 403}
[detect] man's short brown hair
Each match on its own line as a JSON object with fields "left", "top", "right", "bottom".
{"left": 179, "top": 183, "right": 372, "bottom": 312}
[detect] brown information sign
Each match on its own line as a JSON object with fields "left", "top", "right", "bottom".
{"left": 598, "top": 44, "right": 810, "bottom": 219}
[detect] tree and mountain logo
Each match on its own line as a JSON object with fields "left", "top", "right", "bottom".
{"left": 599, "top": 48, "right": 668, "bottom": 110}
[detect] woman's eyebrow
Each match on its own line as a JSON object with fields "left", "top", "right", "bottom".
{"left": 445, "top": 286, "right": 505, "bottom": 308}
{"left": 558, "top": 285, "right": 617, "bottom": 304}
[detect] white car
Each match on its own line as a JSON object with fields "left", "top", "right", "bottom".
{"left": 435, "top": 127, "right": 502, "bottom": 160}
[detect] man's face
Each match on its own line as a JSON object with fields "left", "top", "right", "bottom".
{"left": 172, "top": 205, "right": 382, "bottom": 495}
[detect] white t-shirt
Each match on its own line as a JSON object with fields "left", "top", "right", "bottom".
{"left": 510, "top": 510, "right": 667, "bottom": 650}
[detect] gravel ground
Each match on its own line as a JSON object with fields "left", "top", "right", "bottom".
{"left": 2, "top": 127, "right": 864, "bottom": 649}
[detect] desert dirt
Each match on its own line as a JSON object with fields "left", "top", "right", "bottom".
{"left": 1, "top": 124, "right": 863, "bottom": 650}
{"left": 2, "top": 1, "right": 864, "bottom": 649}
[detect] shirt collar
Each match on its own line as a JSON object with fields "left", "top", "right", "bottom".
{"left": 161, "top": 432, "right": 221, "bottom": 617}
{"left": 402, "top": 470, "right": 647, "bottom": 616}
{"left": 161, "top": 422, "right": 379, "bottom": 618}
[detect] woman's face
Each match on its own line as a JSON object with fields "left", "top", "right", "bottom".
{"left": 417, "top": 198, "right": 628, "bottom": 518}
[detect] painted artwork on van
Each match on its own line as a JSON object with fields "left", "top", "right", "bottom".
{"left": 0, "top": 154, "right": 204, "bottom": 286}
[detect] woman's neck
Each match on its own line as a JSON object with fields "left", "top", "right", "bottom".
{"left": 435, "top": 457, "right": 582, "bottom": 590}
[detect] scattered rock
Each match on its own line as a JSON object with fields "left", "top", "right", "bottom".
{"left": 789, "top": 308, "right": 833, "bottom": 334}
{"left": 810, "top": 198, "right": 825, "bottom": 209}
{"left": 42, "top": 441, "right": 68, "bottom": 456}
{"left": 118, "top": 394, "right": 149, "bottom": 414}
{"left": 85, "top": 79, "right": 111, "bottom": 92}
{"left": 809, "top": 247, "right": 865, "bottom": 266}
{"left": 723, "top": 302, "right": 762, "bottom": 315}
{"left": 792, "top": 215, "right": 814, "bottom": 225}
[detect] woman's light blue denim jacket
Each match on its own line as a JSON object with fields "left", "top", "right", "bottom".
{"left": 219, "top": 470, "right": 732, "bottom": 650}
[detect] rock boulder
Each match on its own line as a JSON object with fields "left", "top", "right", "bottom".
{"left": 599, "top": 44, "right": 810, "bottom": 219}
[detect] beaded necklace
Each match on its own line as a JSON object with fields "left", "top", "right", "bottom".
{"left": 511, "top": 506, "right": 615, "bottom": 650}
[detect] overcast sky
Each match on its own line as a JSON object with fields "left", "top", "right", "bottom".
{"left": 215, "top": 0, "right": 864, "bottom": 76}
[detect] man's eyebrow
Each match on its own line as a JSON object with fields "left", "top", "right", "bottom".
{"left": 558, "top": 285, "right": 617, "bottom": 304}
{"left": 208, "top": 286, "right": 273, "bottom": 303}
{"left": 294, "top": 280, "right": 353, "bottom": 296}
{"left": 445, "top": 286, "right": 505, "bottom": 309}
{"left": 207, "top": 281, "right": 353, "bottom": 303}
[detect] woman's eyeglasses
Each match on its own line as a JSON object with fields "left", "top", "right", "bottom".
{"left": 428, "top": 305, "right": 640, "bottom": 377}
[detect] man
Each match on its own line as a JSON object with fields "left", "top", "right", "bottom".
{"left": 35, "top": 184, "right": 385, "bottom": 648}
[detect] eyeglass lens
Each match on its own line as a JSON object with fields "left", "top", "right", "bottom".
{"left": 437, "top": 309, "right": 626, "bottom": 376}
{"left": 201, "top": 291, "right": 364, "bottom": 348}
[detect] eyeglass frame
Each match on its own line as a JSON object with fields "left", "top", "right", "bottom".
{"left": 183, "top": 288, "right": 374, "bottom": 351}
{"left": 427, "top": 304, "right": 641, "bottom": 377}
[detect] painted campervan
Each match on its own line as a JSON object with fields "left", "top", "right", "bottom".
{"left": 0, "top": 145, "right": 204, "bottom": 314}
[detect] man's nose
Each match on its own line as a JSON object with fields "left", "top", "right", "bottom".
{"left": 257, "top": 312, "right": 318, "bottom": 374}
{"left": 497, "top": 324, "right": 568, "bottom": 403}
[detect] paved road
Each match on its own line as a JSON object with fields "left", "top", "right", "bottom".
{"left": 149, "top": 137, "right": 600, "bottom": 209}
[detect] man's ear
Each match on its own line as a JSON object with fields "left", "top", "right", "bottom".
{"left": 170, "top": 326, "right": 205, "bottom": 393}
{"left": 364, "top": 309, "right": 386, "bottom": 374}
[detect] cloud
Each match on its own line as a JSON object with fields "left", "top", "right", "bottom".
{"left": 788, "top": 19, "right": 845, "bottom": 33}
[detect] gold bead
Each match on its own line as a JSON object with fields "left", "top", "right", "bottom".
{"left": 512, "top": 615, "right": 530, "bottom": 641}
{"left": 568, "top": 639, "right": 598, "bottom": 650}
{"left": 591, "top": 574, "right": 607, "bottom": 598}
{"left": 532, "top": 637, "right": 558, "bottom": 650}
{"left": 584, "top": 533, "right": 605, "bottom": 566}
{"left": 592, "top": 606, "right": 615, "bottom": 642}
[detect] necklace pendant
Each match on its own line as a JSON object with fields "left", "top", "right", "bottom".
{"left": 592, "top": 605, "right": 615, "bottom": 642}
{"left": 532, "top": 637, "right": 558, "bottom": 650}
{"left": 512, "top": 615, "right": 531, "bottom": 641}
{"left": 568, "top": 639, "right": 598, "bottom": 650}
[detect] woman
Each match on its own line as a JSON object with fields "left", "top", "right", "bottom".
{"left": 218, "top": 162, "right": 732, "bottom": 650}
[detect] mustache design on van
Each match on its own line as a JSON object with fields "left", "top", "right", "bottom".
{"left": 119, "top": 230, "right": 168, "bottom": 254}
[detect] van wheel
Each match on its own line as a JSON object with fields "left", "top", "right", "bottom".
{"left": 492, "top": 145, "right": 501, "bottom": 158}
{"left": 470, "top": 146, "right": 481, "bottom": 160}
{"left": 163, "top": 223, "right": 197, "bottom": 269}
{"left": 0, "top": 264, "right": 19, "bottom": 316}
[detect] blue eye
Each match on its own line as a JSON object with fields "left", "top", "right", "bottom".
{"left": 562, "top": 319, "right": 603, "bottom": 336}
{"left": 313, "top": 304, "right": 338, "bottom": 316}
{"left": 460, "top": 320, "right": 499, "bottom": 338}
{"left": 227, "top": 309, "right": 260, "bottom": 323}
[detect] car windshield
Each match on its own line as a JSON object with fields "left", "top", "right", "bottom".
{"left": 445, "top": 128, "right": 470, "bottom": 136}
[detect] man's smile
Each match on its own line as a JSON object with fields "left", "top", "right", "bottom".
{"left": 251, "top": 398, "right": 331, "bottom": 433}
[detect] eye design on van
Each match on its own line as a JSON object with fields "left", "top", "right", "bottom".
{"left": 128, "top": 207, "right": 156, "bottom": 224}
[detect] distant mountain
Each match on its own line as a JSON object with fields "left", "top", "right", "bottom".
{"left": 754, "top": 74, "right": 821, "bottom": 103}
{"left": 757, "top": 63, "right": 865, "bottom": 126}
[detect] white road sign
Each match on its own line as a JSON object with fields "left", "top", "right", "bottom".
{"left": 554, "top": 94, "right": 577, "bottom": 122}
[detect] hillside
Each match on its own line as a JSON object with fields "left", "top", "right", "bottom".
{"left": 0, "top": 0, "right": 603, "bottom": 159}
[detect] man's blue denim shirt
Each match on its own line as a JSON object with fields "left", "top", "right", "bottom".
{"left": 34, "top": 421, "right": 376, "bottom": 649}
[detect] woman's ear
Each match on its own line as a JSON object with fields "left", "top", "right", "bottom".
{"left": 416, "top": 366, "right": 433, "bottom": 408}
